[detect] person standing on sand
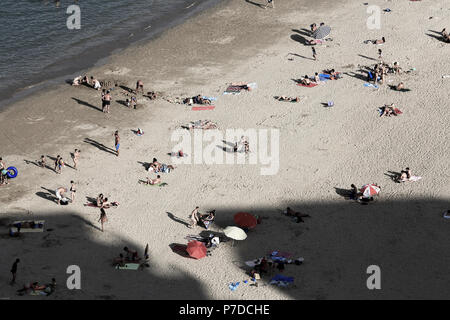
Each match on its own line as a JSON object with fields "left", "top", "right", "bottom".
{"left": 312, "top": 47, "right": 317, "bottom": 61}
{"left": 0, "top": 157, "right": 6, "bottom": 185}
{"left": 72, "top": 149, "right": 80, "bottom": 170}
{"left": 114, "top": 131, "right": 120, "bottom": 157}
{"left": 98, "top": 208, "right": 108, "bottom": 232}
{"left": 189, "top": 206, "right": 200, "bottom": 228}
{"left": 54, "top": 155, "right": 60, "bottom": 173}
{"left": 57, "top": 157, "right": 65, "bottom": 174}
{"left": 70, "top": 181, "right": 76, "bottom": 202}
{"left": 265, "top": 0, "right": 274, "bottom": 9}
{"left": 136, "top": 80, "right": 144, "bottom": 94}
{"left": 39, "top": 155, "right": 46, "bottom": 168}
{"left": 101, "top": 89, "right": 107, "bottom": 113}
{"left": 10, "top": 258, "right": 20, "bottom": 284}
{"left": 103, "top": 90, "right": 111, "bottom": 113}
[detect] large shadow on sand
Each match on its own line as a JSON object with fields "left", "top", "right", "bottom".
{"left": 1, "top": 197, "right": 449, "bottom": 299}
{"left": 0, "top": 210, "right": 208, "bottom": 300}
{"left": 204, "top": 197, "right": 450, "bottom": 299}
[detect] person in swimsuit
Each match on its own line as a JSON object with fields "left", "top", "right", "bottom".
{"left": 96, "top": 194, "right": 104, "bottom": 207}
{"left": 39, "top": 155, "right": 46, "bottom": 168}
{"left": 57, "top": 157, "right": 64, "bottom": 174}
{"left": 54, "top": 155, "right": 60, "bottom": 173}
{"left": 265, "top": 0, "right": 274, "bottom": 9}
{"left": 300, "top": 75, "right": 311, "bottom": 86}
{"left": 136, "top": 80, "right": 144, "bottom": 94}
{"left": 70, "top": 181, "right": 76, "bottom": 202}
{"left": 114, "top": 131, "right": 120, "bottom": 156}
{"left": 103, "top": 91, "right": 111, "bottom": 113}
{"left": 123, "top": 247, "right": 139, "bottom": 261}
{"left": 145, "top": 175, "right": 161, "bottom": 185}
{"left": 189, "top": 207, "right": 200, "bottom": 228}
{"left": 72, "top": 149, "right": 80, "bottom": 170}
{"left": 98, "top": 208, "right": 107, "bottom": 232}
{"left": 0, "top": 157, "right": 6, "bottom": 185}
{"left": 312, "top": 47, "right": 317, "bottom": 61}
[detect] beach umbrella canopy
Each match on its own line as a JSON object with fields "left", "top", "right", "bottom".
{"left": 360, "top": 184, "right": 381, "bottom": 198}
{"left": 233, "top": 212, "right": 257, "bottom": 229}
{"left": 313, "top": 25, "right": 331, "bottom": 39}
{"left": 223, "top": 226, "right": 247, "bottom": 241}
{"left": 186, "top": 240, "right": 207, "bottom": 259}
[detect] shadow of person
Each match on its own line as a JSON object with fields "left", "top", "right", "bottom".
{"left": 83, "top": 138, "right": 117, "bottom": 156}
{"left": 71, "top": 97, "right": 102, "bottom": 112}
{"left": 167, "top": 212, "right": 191, "bottom": 227}
{"left": 245, "top": 0, "right": 264, "bottom": 8}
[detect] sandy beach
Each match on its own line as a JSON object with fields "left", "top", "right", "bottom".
{"left": 1, "top": 0, "right": 450, "bottom": 299}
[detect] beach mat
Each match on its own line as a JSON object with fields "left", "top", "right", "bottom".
{"left": 192, "top": 106, "right": 215, "bottom": 111}
{"left": 297, "top": 83, "right": 318, "bottom": 88}
{"left": 116, "top": 263, "right": 140, "bottom": 270}
{"left": 11, "top": 220, "right": 45, "bottom": 233}
{"left": 364, "top": 83, "right": 379, "bottom": 89}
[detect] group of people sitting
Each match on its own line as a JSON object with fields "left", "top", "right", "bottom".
{"left": 113, "top": 246, "right": 148, "bottom": 266}
{"left": 364, "top": 36, "right": 386, "bottom": 45}
{"left": 17, "top": 278, "right": 56, "bottom": 296}
{"left": 284, "top": 207, "right": 311, "bottom": 223}
{"left": 189, "top": 207, "right": 216, "bottom": 229}
{"left": 298, "top": 69, "right": 341, "bottom": 85}
{"left": 183, "top": 95, "right": 212, "bottom": 105}
{"left": 379, "top": 103, "right": 401, "bottom": 117}
{"left": 72, "top": 75, "right": 102, "bottom": 90}
{"left": 369, "top": 62, "right": 402, "bottom": 84}
{"left": 148, "top": 158, "right": 175, "bottom": 173}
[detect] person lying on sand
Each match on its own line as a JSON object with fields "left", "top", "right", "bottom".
{"left": 145, "top": 175, "right": 161, "bottom": 185}
{"left": 187, "top": 120, "right": 218, "bottom": 130}
{"left": 397, "top": 167, "right": 413, "bottom": 182}
{"left": 441, "top": 29, "right": 450, "bottom": 42}
{"left": 286, "top": 207, "right": 311, "bottom": 223}
{"left": 380, "top": 104, "right": 396, "bottom": 117}
{"left": 146, "top": 91, "right": 157, "bottom": 100}
{"left": 323, "top": 69, "right": 341, "bottom": 79}
{"left": 300, "top": 75, "right": 311, "bottom": 86}
{"left": 276, "top": 96, "right": 300, "bottom": 102}
{"left": 364, "top": 37, "right": 386, "bottom": 45}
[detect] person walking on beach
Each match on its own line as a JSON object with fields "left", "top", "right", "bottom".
{"left": 312, "top": 47, "right": 317, "bottom": 61}
{"left": 39, "top": 155, "right": 46, "bottom": 168}
{"left": 70, "top": 181, "right": 76, "bottom": 202}
{"left": 265, "top": 0, "right": 274, "bottom": 9}
{"left": 103, "top": 90, "right": 111, "bottom": 113}
{"left": 54, "top": 155, "right": 60, "bottom": 173}
{"left": 378, "top": 49, "right": 383, "bottom": 62}
{"left": 136, "top": 80, "right": 144, "bottom": 94}
{"left": 10, "top": 258, "right": 20, "bottom": 284}
{"left": 114, "top": 131, "right": 120, "bottom": 157}
{"left": 101, "top": 89, "right": 107, "bottom": 113}
{"left": 57, "top": 157, "right": 65, "bottom": 174}
{"left": 72, "top": 149, "right": 80, "bottom": 170}
{"left": 98, "top": 208, "right": 108, "bottom": 232}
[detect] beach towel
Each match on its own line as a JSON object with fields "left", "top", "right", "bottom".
{"left": 297, "top": 83, "right": 318, "bottom": 88}
{"left": 408, "top": 176, "right": 422, "bottom": 182}
{"left": 116, "top": 263, "right": 140, "bottom": 270}
{"left": 192, "top": 106, "right": 215, "bottom": 111}
{"left": 443, "top": 211, "right": 450, "bottom": 219}
{"left": 202, "top": 96, "right": 217, "bottom": 101}
{"left": 147, "top": 182, "right": 168, "bottom": 187}
{"left": 364, "top": 83, "right": 379, "bottom": 89}
{"left": 229, "top": 282, "right": 240, "bottom": 291}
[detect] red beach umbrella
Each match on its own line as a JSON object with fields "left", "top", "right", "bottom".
{"left": 234, "top": 212, "right": 257, "bottom": 229}
{"left": 360, "top": 184, "right": 381, "bottom": 198}
{"left": 186, "top": 240, "right": 207, "bottom": 259}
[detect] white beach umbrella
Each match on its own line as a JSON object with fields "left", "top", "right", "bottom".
{"left": 223, "top": 226, "right": 247, "bottom": 241}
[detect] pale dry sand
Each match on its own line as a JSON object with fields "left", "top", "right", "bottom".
{"left": 0, "top": 0, "right": 450, "bottom": 299}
